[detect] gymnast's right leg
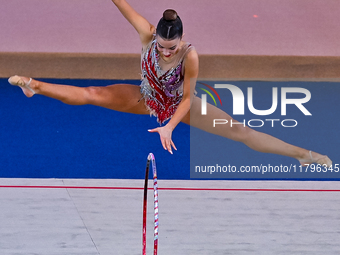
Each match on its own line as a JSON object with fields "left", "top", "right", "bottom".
{"left": 8, "top": 75, "right": 149, "bottom": 114}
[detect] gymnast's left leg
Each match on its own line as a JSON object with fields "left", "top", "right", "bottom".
{"left": 181, "top": 96, "right": 332, "bottom": 166}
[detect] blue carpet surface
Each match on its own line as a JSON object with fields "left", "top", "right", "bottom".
{"left": 1, "top": 78, "right": 189, "bottom": 179}
{"left": 1, "top": 78, "right": 338, "bottom": 180}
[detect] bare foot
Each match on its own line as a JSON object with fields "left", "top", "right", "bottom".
{"left": 8, "top": 75, "right": 36, "bottom": 97}
{"left": 299, "top": 150, "right": 332, "bottom": 168}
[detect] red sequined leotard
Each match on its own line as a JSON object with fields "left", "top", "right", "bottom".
{"left": 140, "top": 38, "right": 194, "bottom": 124}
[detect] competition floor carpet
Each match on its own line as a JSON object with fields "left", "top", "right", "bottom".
{"left": 1, "top": 178, "right": 340, "bottom": 255}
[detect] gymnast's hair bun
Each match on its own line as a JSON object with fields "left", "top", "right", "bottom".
{"left": 163, "top": 9, "right": 178, "bottom": 21}
{"left": 157, "top": 9, "right": 183, "bottom": 39}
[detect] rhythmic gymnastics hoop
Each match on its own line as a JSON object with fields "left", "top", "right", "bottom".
{"left": 143, "top": 153, "right": 159, "bottom": 255}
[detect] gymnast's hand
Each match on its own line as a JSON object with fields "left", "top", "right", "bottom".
{"left": 148, "top": 126, "right": 177, "bottom": 154}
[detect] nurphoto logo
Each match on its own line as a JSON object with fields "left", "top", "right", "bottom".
{"left": 198, "top": 83, "right": 312, "bottom": 128}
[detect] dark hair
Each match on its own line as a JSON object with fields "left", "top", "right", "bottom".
{"left": 156, "top": 9, "right": 183, "bottom": 40}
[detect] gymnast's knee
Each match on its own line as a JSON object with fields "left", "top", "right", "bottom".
{"left": 228, "top": 124, "right": 254, "bottom": 143}
{"left": 84, "top": 86, "right": 106, "bottom": 105}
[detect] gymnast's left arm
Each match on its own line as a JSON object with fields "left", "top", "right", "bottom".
{"left": 148, "top": 50, "right": 199, "bottom": 154}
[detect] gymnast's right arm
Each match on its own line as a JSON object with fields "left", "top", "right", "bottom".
{"left": 111, "top": 0, "right": 155, "bottom": 47}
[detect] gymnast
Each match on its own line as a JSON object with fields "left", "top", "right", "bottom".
{"left": 8, "top": 0, "right": 332, "bottom": 167}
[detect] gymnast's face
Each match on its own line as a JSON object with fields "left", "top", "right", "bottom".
{"left": 156, "top": 35, "right": 181, "bottom": 59}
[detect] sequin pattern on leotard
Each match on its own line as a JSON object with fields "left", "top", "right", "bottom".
{"left": 140, "top": 39, "right": 192, "bottom": 125}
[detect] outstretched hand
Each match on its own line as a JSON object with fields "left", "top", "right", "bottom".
{"left": 148, "top": 126, "right": 177, "bottom": 154}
